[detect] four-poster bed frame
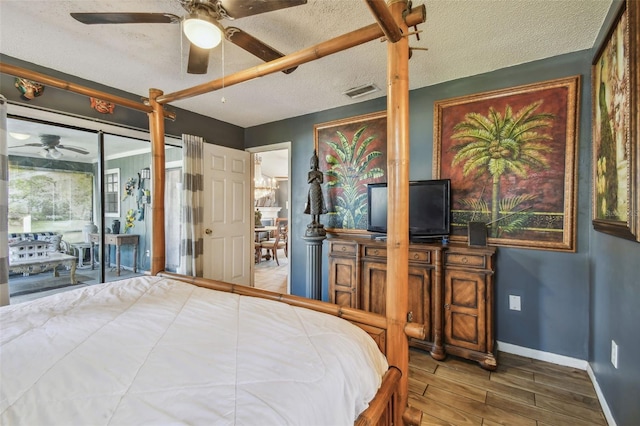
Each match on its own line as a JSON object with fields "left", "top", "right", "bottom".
{"left": 0, "top": 1, "right": 427, "bottom": 424}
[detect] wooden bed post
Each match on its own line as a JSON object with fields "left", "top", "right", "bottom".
{"left": 148, "top": 88, "right": 166, "bottom": 275}
{"left": 385, "top": 0, "right": 411, "bottom": 424}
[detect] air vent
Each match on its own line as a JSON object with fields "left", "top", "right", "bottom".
{"left": 343, "top": 83, "right": 380, "bottom": 99}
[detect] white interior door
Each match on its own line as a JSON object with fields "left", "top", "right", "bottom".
{"left": 202, "top": 143, "right": 251, "bottom": 285}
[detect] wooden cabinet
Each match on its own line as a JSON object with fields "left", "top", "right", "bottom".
{"left": 327, "top": 240, "right": 359, "bottom": 308}
{"left": 328, "top": 237, "right": 496, "bottom": 369}
{"left": 443, "top": 245, "right": 496, "bottom": 370}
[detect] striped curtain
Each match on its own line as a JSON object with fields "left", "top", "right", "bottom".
{"left": 0, "top": 95, "right": 9, "bottom": 305}
{"left": 178, "top": 134, "right": 204, "bottom": 277}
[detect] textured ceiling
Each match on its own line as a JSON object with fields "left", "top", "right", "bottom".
{"left": 0, "top": 0, "right": 612, "bottom": 128}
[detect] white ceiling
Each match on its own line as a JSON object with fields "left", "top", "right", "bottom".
{"left": 0, "top": 0, "right": 612, "bottom": 129}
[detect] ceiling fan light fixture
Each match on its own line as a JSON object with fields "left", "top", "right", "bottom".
{"left": 183, "top": 12, "right": 223, "bottom": 49}
{"left": 9, "top": 132, "right": 30, "bottom": 140}
{"left": 49, "top": 148, "right": 63, "bottom": 159}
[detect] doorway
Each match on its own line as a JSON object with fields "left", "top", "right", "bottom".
{"left": 248, "top": 143, "right": 290, "bottom": 293}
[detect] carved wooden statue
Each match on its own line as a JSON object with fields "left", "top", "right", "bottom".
{"left": 304, "top": 150, "right": 327, "bottom": 237}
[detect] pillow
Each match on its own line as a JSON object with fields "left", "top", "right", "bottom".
{"left": 37, "top": 234, "right": 62, "bottom": 252}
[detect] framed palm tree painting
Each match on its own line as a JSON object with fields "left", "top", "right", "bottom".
{"left": 434, "top": 76, "right": 580, "bottom": 252}
{"left": 314, "top": 111, "right": 386, "bottom": 232}
{"left": 591, "top": 0, "right": 639, "bottom": 242}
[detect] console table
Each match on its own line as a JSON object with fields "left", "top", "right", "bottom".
{"left": 328, "top": 237, "right": 497, "bottom": 370}
{"left": 9, "top": 252, "right": 77, "bottom": 284}
{"left": 89, "top": 233, "right": 139, "bottom": 276}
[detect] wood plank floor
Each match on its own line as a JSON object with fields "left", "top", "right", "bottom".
{"left": 254, "top": 248, "right": 288, "bottom": 293}
{"left": 409, "top": 348, "right": 607, "bottom": 426}
{"left": 254, "top": 253, "right": 607, "bottom": 425}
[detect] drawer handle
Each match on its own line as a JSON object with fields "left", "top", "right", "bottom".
{"left": 373, "top": 249, "right": 379, "bottom": 255}
{"left": 341, "top": 246, "right": 347, "bottom": 252}
{"left": 413, "top": 253, "right": 420, "bottom": 259}
{"left": 461, "top": 256, "right": 468, "bottom": 264}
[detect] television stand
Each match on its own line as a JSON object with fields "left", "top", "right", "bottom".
{"left": 327, "top": 236, "right": 497, "bottom": 370}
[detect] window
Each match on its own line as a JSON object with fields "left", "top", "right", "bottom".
{"left": 8, "top": 164, "right": 94, "bottom": 237}
{"left": 104, "top": 168, "right": 120, "bottom": 217}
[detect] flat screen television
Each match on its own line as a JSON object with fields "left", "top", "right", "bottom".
{"left": 367, "top": 179, "right": 451, "bottom": 240}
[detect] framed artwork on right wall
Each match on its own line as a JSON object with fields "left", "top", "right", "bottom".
{"left": 434, "top": 76, "right": 580, "bottom": 252}
{"left": 591, "top": 0, "right": 640, "bottom": 242}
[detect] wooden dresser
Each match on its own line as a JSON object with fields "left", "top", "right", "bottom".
{"left": 328, "top": 237, "right": 497, "bottom": 370}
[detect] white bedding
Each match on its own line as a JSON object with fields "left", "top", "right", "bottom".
{"left": 0, "top": 276, "right": 388, "bottom": 425}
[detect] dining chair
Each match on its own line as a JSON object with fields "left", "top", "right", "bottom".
{"left": 261, "top": 222, "right": 287, "bottom": 265}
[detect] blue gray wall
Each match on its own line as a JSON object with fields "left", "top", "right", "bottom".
{"left": 2, "top": 8, "right": 638, "bottom": 421}
{"left": 245, "top": 3, "right": 640, "bottom": 421}
{"left": 0, "top": 55, "right": 245, "bottom": 149}
{"left": 246, "top": 50, "right": 594, "bottom": 358}
{"left": 587, "top": 2, "right": 640, "bottom": 424}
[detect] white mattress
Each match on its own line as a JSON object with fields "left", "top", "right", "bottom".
{"left": 0, "top": 276, "right": 388, "bottom": 425}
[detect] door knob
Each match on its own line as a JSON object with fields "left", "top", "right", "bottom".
{"left": 205, "top": 228, "right": 213, "bottom": 235}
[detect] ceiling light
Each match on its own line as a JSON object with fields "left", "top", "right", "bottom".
{"left": 38, "top": 147, "right": 63, "bottom": 159}
{"left": 183, "top": 12, "right": 223, "bottom": 49}
{"left": 9, "top": 132, "right": 30, "bottom": 140}
{"left": 254, "top": 155, "right": 278, "bottom": 200}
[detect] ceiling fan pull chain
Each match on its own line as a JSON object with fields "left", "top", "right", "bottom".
{"left": 221, "top": 40, "right": 226, "bottom": 104}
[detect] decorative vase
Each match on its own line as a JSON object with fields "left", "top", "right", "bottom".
{"left": 112, "top": 220, "right": 121, "bottom": 234}
{"left": 82, "top": 222, "right": 98, "bottom": 243}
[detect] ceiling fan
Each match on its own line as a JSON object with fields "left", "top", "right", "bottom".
{"left": 11, "top": 135, "right": 90, "bottom": 160}
{"left": 70, "top": 0, "right": 306, "bottom": 75}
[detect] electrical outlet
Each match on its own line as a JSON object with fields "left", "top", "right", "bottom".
{"left": 611, "top": 340, "right": 618, "bottom": 369}
{"left": 509, "top": 295, "right": 521, "bottom": 311}
{"left": 145, "top": 250, "right": 150, "bottom": 257}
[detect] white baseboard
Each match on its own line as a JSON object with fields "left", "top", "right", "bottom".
{"left": 497, "top": 341, "right": 615, "bottom": 426}
{"left": 497, "top": 340, "right": 587, "bottom": 369}
{"left": 587, "top": 364, "right": 617, "bottom": 426}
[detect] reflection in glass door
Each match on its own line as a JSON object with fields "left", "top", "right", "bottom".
{"left": 101, "top": 137, "right": 182, "bottom": 279}
{"left": 101, "top": 133, "right": 152, "bottom": 282}
{"left": 6, "top": 115, "right": 182, "bottom": 303}
{"left": 6, "top": 117, "right": 100, "bottom": 304}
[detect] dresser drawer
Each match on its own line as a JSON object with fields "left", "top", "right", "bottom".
{"left": 409, "top": 249, "right": 431, "bottom": 264}
{"left": 364, "top": 246, "right": 387, "bottom": 258}
{"left": 330, "top": 241, "right": 357, "bottom": 255}
{"left": 445, "top": 252, "right": 487, "bottom": 269}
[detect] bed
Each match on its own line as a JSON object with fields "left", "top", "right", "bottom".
{"left": 0, "top": 1, "right": 426, "bottom": 425}
{"left": 1, "top": 275, "right": 388, "bottom": 425}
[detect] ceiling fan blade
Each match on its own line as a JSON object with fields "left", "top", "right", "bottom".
{"left": 58, "top": 145, "right": 90, "bottom": 155}
{"left": 11, "top": 143, "right": 43, "bottom": 148}
{"left": 226, "top": 27, "right": 296, "bottom": 74}
{"left": 219, "top": 0, "right": 307, "bottom": 19}
{"left": 71, "top": 12, "right": 180, "bottom": 25}
{"left": 187, "top": 44, "right": 210, "bottom": 74}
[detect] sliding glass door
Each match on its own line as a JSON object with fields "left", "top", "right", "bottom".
{"left": 6, "top": 117, "right": 100, "bottom": 303}
{"left": 6, "top": 114, "right": 183, "bottom": 303}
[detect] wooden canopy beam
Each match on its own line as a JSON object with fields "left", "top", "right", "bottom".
{"left": 365, "top": 0, "right": 403, "bottom": 43}
{"left": 148, "top": 89, "right": 166, "bottom": 275}
{"left": 386, "top": 0, "right": 413, "bottom": 424}
{"left": 0, "top": 62, "right": 176, "bottom": 120}
{"left": 157, "top": 6, "right": 425, "bottom": 105}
